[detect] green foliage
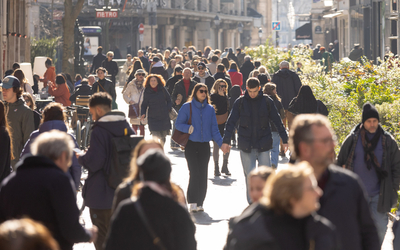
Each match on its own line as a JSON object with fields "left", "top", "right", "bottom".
{"left": 30, "top": 37, "right": 61, "bottom": 67}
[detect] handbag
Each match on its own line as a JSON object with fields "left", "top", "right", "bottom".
{"left": 128, "top": 89, "right": 143, "bottom": 118}
{"left": 162, "top": 88, "right": 178, "bottom": 120}
{"left": 171, "top": 103, "right": 192, "bottom": 147}
{"left": 134, "top": 200, "right": 167, "bottom": 250}
{"left": 216, "top": 112, "right": 228, "bottom": 125}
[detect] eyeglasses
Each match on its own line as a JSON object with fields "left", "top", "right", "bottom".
{"left": 137, "top": 73, "right": 145, "bottom": 76}
{"left": 198, "top": 67, "right": 205, "bottom": 70}
{"left": 199, "top": 89, "right": 208, "bottom": 94}
{"left": 219, "top": 85, "right": 227, "bottom": 88}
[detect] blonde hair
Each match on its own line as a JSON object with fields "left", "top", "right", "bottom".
{"left": 260, "top": 162, "right": 314, "bottom": 214}
{"left": 106, "top": 51, "right": 114, "bottom": 57}
{"left": 259, "top": 66, "right": 267, "bottom": 74}
{"left": 211, "top": 79, "right": 228, "bottom": 95}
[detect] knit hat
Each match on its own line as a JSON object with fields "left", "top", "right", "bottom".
{"left": 137, "top": 149, "right": 171, "bottom": 182}
{"left": 362, "top": 102, "right": 380, "bottom": 123}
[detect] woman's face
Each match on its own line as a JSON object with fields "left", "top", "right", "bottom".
{"left": 249, "top": 176, "right": 266, "bottom": 203}
{"left": 291, "top": 175, "right": 322, "bottom": 218}
{"left": 171, "top": 60, "right": 176, "bottom": 68}
{"left": 196, "top": 87, "right": 207, "bottom": 103}
{"left": 218, "top": 82, "right": 227, "bottom": 96}
{"left": 24, "top": 97, "right": 32, "bottom": 109}
{"left": 149, "top": 77, "right": 158, "bottom": 88}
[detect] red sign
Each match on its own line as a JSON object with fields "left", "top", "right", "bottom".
{"left": 96, "top": 11, "right": 118, "bottom": 18}
{"left": 138, "top": 23, "right": 144, "bottom": 34}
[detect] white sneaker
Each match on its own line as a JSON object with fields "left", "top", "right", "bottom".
{"left": 197, "top": 206, "right": 204, "bottom": 212}
{"left": 189, "top": 203, "right": 197, "bottom": 212}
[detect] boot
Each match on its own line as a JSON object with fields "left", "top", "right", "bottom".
{"left": 221, "top": 160, "right": 231, "bottom": 176}
{"left": 214, "top": 161, "right": 221, "bottom": 177}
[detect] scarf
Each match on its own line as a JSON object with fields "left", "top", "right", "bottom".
{"left": 360, "top": 125, "right": 388, "bottom": 180}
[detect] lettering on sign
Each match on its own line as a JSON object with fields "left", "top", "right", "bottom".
{"left": 96, "top": 11, "right": 118, "bottom": 18}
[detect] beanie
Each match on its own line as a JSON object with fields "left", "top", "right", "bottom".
{"left": 362, "top": 102, "right": 380, "bottom": 123}
{"left": 137, "top": 148, "right": 171, "bottom": 182}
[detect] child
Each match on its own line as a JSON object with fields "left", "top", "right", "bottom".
{"left": 248, "top": 166, "right": 274, "bottom": 203}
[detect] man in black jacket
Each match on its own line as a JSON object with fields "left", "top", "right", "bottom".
{"left": 70, "top": 79, "right": 93, "bottom": 103}
{"left": 337, "top": 102, "right": 400, "bottom": 244}
{"left": 213, "top": 64, "right": 232, "bottom": 96}
{"left": 0, "top": 130, "right": 97, "bottom": 250}
{"left": 102, "top": 51, "right": 119, "bottom": 86}
{"left": 172, "top": 68, "right": 196, "bottom": 112}
{"left": 92, "top": 67, "right": 116, "bottom": 101}
{"left": 290, "top": 114, "right": 380, "bottom": 250}
{"left": 166, "top": 66, "right": 183, "bottom": 95}
{"left": 138, "top": 49, "right": 150, "bottom": 72}
{"left": 239, "top": 56, "right": 255, "bottom": 90}
{"left": 91, "top": 46, "right": 106, "bottom": 74}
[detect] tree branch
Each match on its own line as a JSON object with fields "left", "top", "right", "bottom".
{"left": 73, "top": 0, "right": 85, "bottom": 20}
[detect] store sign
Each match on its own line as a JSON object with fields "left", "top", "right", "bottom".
{"left": 96, "top": 11, "right": 118, "bottom": 18}
{"left": 315, "top": 26, "right": 323, "bottom": 34}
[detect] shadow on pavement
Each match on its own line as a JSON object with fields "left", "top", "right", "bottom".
{"left": 209, "top": 177, "right": 237, "bottom": 186}
{"left": 167, "top": 149, "right": 185, "bottom": 158}
{"left": 191, "top": 212, "right": 228, "bottom": 225}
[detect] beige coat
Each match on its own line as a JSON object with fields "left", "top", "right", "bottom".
{"left": 122, "top": 79, "right": 147, "bottom": 125}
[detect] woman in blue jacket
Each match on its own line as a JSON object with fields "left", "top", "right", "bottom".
{"left": 175, "top": 83, "right": 224, "bottom": 212}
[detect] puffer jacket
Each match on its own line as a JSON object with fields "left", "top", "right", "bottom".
{"left": 20, "top": 120, "right": 82, "bottom": 190}
{"left": 271, "top": 68, "right": 302, "bottom": 109}
{"left": 141, "top": 85, "right": 171, "bottom": 132}
{"left": 122, "top": 79, "right": 147, "bottom": 125}
{"left": 5, "top": 99, "right": 34, "bottom": 169}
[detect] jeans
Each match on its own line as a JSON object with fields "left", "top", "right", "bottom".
{"left": 240, "top": 149, "right": 271, "bottom": 203}
{"left": 368, "top": 194, "right": 388, "bottom": 245}
{"left": 90, "top": 208, "right": 112, "bottom": 250}
{"left": 185, "top": 140, "right": 211, "bottom": 206}
{"left": 270, "top": 132, "right": 280, "bottom": 168}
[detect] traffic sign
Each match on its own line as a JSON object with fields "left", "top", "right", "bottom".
{"left": 139, "top": 34, "right": 144, "bottom": 42}
{"left": 272, "top": 21, "right": 281, "bottom": 31}
{"left": 96, "top": 10, "right": 118, "bottom": 18}
{"left": 138, "top": 23, "right": 144, "bottom": 34}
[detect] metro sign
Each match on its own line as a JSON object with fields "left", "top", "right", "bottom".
{"left": 96, "top": 11, "right": 118, "bottom": 18}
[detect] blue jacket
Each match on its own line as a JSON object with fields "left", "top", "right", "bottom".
{"left": 141, "top": 85, "right": 172, "bottom": 132}
{"left": 21, "top": 120, "right": 81, "bottom": 190}
{"left": 176, "top": 99, "right": 223, "bottom": 147}
{"left": 223, "top": 91, "right": 288, "bottom": 153}
{"left": 78, "top": 111, "right": 135, "bottom": 209}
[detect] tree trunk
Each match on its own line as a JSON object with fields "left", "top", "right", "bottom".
{"left": 62, "top": 0, "right": 85, "bottom": 75}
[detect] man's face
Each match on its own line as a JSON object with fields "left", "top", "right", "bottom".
{"left": 138, "top": 51, "right": 143, "bottom": 57}
{"left": 364, "top": 118, "right": 379, "bottom": 133}
{"left": 308, "top": 125, "right": 336, "bottom": 167}
{"left": 89, "top": 106, "right": 99, "bottom": 121}
{"left": 88, "top": 76, "right": 95, "bottom": 85}
{"left": 246, "top": 86, "right": 260, "bottom": 99}
{"left": 97, "top": 70, "right": 105, "bottom": 80}
{"left": 2, "top": 88, "right": 16, "bottom": 102}
{"left": 197, "top": 65, "right": 206, "bottom": 75}
{"left": 183, "top": 69, "right": 191, "bottom": 80}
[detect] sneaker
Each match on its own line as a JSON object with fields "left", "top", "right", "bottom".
{"left": 197, "top": 206, "right": 204, "bottom": 212}
{"left": 189, "top": 203, "right": 197, "bottom": 213}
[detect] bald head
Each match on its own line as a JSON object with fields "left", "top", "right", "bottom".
{"left": 279, "top": 61, "right": 289, "bottom": 69}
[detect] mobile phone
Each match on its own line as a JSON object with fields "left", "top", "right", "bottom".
{"left": 73, "top": 148, "right": 83, "bottom": 154}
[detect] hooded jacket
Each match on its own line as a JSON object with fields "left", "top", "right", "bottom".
{"left": 239, "top": 61, "right": 255, "bottom": 89}
{"left": 223, "top": 91, "right": 288, "bottom": 153}
{"left": 140, "top": 85, "right": 172, "bottom": 132}
{"left": 0, "top": 155, "right": 92, "bottom": 250}
{"left": 78, "top": 111, "right": 134, "bottom": 209}
{"left": 42, "top": 66, "right": 56, "bottom": 88}
{"left": 337, "top": 124, "right": 400, "bottom": 213}
{"left": 193, "top": 71, "right": 215, "bottom": 91}
{"left": 91, "top": 53, "right": 107, "bottom": 73}
{"left": 271, "top": 68, "right": 302, "bottom": 109}
{"left": 48, "top": 83, "right": 71, "bottom": 107}
{"left": 166, "top": 75, "right": 183, "bottom": 95}
{"left": 228, "top": 70, "right": 243, "bottom": 89}
{"left": 20, "top": 120, "right": 82, "bottom": 189}
{"left": 150, "top": 61, "right": 169, "bottom": 82}
{"left": 5, "top": 99, "right": 34, "bottom": 169}
{"left": 229, "top": 85, "right": 242, "bottom": 108}
{"left": 123, "top": 78, "right": 147, "bottom": 125}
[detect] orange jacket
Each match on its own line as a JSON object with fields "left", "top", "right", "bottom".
{"left": 48, "top": 83, "right": 71, "bottom": 107}
{"left": 42, "top": 66, "right": 56, "bottom": 88}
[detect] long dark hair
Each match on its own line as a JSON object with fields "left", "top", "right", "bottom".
{"left": 221, "top": 58, "right": 230, "bottom": 71}
{"left": 128, "top": 60, "right": 144, "bottom": 77}
{"left": 187, "top": 83, "right": 211, "bottom": 104}
{"left": 263, "top": 83, "right": 281, "bottom": 102}
{"left": 0, "top": 101, "right": 14, "bottom": 160}
{"left": 294, "top": 85, "right": 318, "bottom": 113}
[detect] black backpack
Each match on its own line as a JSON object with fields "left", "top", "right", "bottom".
{"left": 107, "top": 135, "right": 143, "bottom": 189}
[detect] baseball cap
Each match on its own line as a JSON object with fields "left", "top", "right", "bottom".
{"left": 197, "top": 62, "right": 206, "bottom": 68}
{"left": 0, "top": 76, "right": 20, "bottom": 89}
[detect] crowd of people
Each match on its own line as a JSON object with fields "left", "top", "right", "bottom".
{"left": 0, "top": 43, "right": 398, "bottom": 250}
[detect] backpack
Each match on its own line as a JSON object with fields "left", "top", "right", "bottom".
{"left": 107, "top": 134, "right": 144, "bottom": 189}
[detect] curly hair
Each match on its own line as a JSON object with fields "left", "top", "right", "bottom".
{"left": 144, "top": 74, "right": 166, "bottom": 88}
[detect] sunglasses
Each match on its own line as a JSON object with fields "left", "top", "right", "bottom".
{"left": 219, "top": 85, "right": 227, "bottom": 88}
{"left": 137, "top": 73, "right": 145, "bottom": 76}
{"left": 199, "top": 89, "right": 208, "bottom": 94}
{"left": 198, "top": 67, "right": 205, "bottom": 70}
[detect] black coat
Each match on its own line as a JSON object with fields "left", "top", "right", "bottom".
{"left": 317, "top": 165, "right": 380, "bottom": 250}
{"left": 257, "top": 73, "right": 270, "bottom": 88}
{"left": 150, "top": 66, "right": 169, "bottom": 82}
{"left": 0, "top": 126, "right": 11, "bottom": 183}
{"left": 171, "top": 79, "right": 196, "bottom": 111}
{"left": 225, "top": 203, "right": 340, "bottom": 250}
{"left": 271, "top": 68, "right": 302, "bottom": 109}
{"left": 193, "top": 75, "right": 215, "bottom": 91}
{"left": 166, "top": 75, "right": 183, "bottom": 95}
{"left": 140, "top": 56, "right": 150, "bottom": 73}
{"left": 227, "top": 53, "right": 239, "bottom": 65}
{"left": 105, "top": 187, "right": 197, "bottom": 250}
{"left": 0, "top": 156, "right": 92, "bottom": 250}
{"left": 91, "top": 53, "right": 106, "bottom": 73}
{"left": 213, "top": 72, "right": 232, "bottom": 96}
{"left": 92, "top": 78, "right": 116, "bottom": 100}
{"left": 240, "top": 61, "right": 255, "bottom": 89}
{"left": 70, "top": 83, "right": 92, "bottom": 102}
{"left": 102, "top": 59, "right": 119, "bottom": 84}
{"left": 141, "top": 85, "right": 172, "bottom": 132}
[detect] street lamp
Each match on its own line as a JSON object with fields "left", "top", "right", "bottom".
{"left": 238, "top": 22, "right": 244, "bottom": 33}
{"left": 258, "top": 27, "right": 262, "bottom": 45}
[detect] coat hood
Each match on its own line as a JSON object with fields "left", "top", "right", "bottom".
{"left": 274, "top": 68, "right": 292, "bottom": 78}
{"left": 152, "top": 61, "right": 164, "bottom": 68}
{"left": 39, "top": 120, "right": 68, "bottom": 133}
{"left": 195, "top": 71, "right": 210, "bottom": 80}
{"left": 94, "top": 111, "right": 131, "bottom": 137}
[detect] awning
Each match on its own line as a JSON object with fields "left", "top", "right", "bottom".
{"left": 295, "top": 23, "right": 312, "bottom": 40}
{"left": 323, "top": 11, "right": 344, "bottom": 18}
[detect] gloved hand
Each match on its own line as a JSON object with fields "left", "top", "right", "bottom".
{"left": 188, "top": 125, "right": 194, "bottom": 134}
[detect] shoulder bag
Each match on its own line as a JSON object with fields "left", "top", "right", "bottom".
{"left": 162, "top": 88, "right": 178, "bottom": 120}
{"left": 134, "top": 200, "right": 167, "bottom": 250}
{"left": 171, "top": 103, "right": 192, "bottom": 147}
{"left": 128, "top": 89, "right": 144, "bottom": 119}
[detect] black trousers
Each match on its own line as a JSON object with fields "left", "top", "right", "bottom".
{"left": 185, "top": 140, "right": 210, "bottom": 206}
{"left": 90, "top": 208, "right": 112, "bottom": 250}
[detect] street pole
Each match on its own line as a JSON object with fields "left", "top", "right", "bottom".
{"left": 276, "top": 0, "right": 279, "bottom": 47}
{"left": 50, "top": 0, "right": 54, "bottom": 38}
{"left": 151, "top": 24, "right": 153, "bottom": 47}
